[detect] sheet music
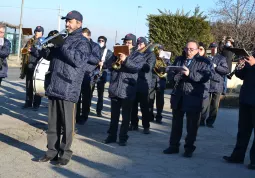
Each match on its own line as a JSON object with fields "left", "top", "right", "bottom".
{"left": 159, "top": 50, "right": 171, "bottom": 60}
{"left": 0, "top": 38, "right": 4, "bottom": 46}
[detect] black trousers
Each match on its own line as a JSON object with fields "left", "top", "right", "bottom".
{"left": 92, "top": 81, "right": 105, "bottom": 113}
{"left": 76, "top": 82, "right": 95, "bottom": 122}
{"left": 169, "top": 100, "right": 201, "bottom": 152}
{"left": 0, "top": 77, "right": 2, "bottom": 86}
{"left": 107, "top": 98, "right": 133, "bottom": 142}
{"left": 200, "top": 97, "right": 210, "bottom": 123}
{"left": 204, "top": 92, "right": 221, "bottom": 126}
{"left": 230, "top": 103, "right": 255, "bottom": 164}
{"left": 25, "top": 71, "right": 41, "bottom": 107}
{"left": 149, "top": 87, "right": 165, "bottom": 121}
{"left": 46, "top": 98, "right": 76, "bottom": 160}
{"left": 130, "top": 91, "right": 150, "bottom": 129}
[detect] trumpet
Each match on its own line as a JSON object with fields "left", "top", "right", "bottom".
{"left": 227, "top": 59, "right": 245, "bottom": 79}
{"left": 35, "top": 29, "right": 68, "bottom": 50}
{"left": 112, "top": 57, "right": 122, "bottom": 70}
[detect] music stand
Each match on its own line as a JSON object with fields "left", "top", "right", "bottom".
{"left": 225, "top": 47, "right": 250, "bottom": 57}
{"left": 113, "top": 45, "right": 130, "bottom": 56}
{"left": 22, "top": 28, "right": 33, "bottom": 36}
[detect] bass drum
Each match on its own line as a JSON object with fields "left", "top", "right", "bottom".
{"left": 33, "top": 58, "right": 50, "bottom": 97}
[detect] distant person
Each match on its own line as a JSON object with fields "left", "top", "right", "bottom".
{"left": 0, "top": 23, "right": 11, "bottom": 86}
{"left": 20, "top": 26, "right": 44, "bottom": 110}
{"left": 220, "top": 36, "right": 235, "bottom": 94}
{"left": 200, "top": 42, "right": 229, "bottom": 128}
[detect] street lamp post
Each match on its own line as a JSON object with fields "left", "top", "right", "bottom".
{"left": 17, "top": 0, "right": 24, "bottom": 62}
{"left": 135, "top": 6, "right": 142, "bottom": 36}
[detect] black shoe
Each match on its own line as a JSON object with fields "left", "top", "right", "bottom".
{"left": 200, "top": 121, "right": 205, "bottom": 126}
{"left": 128, "top": 125, "right": 138, "bottom": 131}
{"left": 22, "top": 104, "right": 32, "bottom": 109}
{"left": 97, "top": 112, "right": 103, "bottom": 117}
{"left": 183, "top": 151, "right": 193, "bottom": 158}
{"left": 104, "top": 137, "right": 116, "bottom": 144}
{"left": 248, "top": 163, "right": 255, "bottom": 170}
{"left": 119, "top": 141, "right": 127, "bottom": 146}
{"left": 223, "top": 156, "right": 244, "bottom": 164}
{"left": 163, "top": 147, "right": 179, "bottom": 154}
{"left": 38, "top": 155, "right": 55, "bottom": 162}
{"left": 143, "top": 128, "right": 150, "bottom": 134}
{"left": 155, "top": 119, "right": 162, "bottom": 124}
{"left": 56, "top": 158, "right": 70, "bottom": 166}
{"left": 206, "top": 124, "right": 214, "bottom": 128}
{"left": 32, "top": 106, "right": 39, "bottom": 111}
{"left": 76, "top": 119, "right": 85, "bottom": 125}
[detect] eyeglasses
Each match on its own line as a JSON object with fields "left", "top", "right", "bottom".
{"left": 185, "top": 47, "right": 198, "bottom": 52}
{"left": 98, "top": 40, "right": 105, "bottom": 42}
{"left": 0, "top": 31, "right": 5, "bottom": 34}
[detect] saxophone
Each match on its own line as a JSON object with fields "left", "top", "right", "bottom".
{"left": 20, "top": 36, "right": 35, "bottom": 79}
{"left": 153, "top": 45, "right": 168, "bottom": 78}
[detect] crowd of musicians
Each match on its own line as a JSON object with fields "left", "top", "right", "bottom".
{"left": 0, "top": 10, "right": 255, "bottom": 169}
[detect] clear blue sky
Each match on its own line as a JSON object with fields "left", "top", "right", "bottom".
{"left": 1, "top": 0, "right": 216, "bottom": 48}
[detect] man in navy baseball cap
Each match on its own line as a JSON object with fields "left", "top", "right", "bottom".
{"left": 61, "top": 10, "right": 83, "bottom": 34}
{"left": 137, "top": 37, "right": 148, "bottom": 46}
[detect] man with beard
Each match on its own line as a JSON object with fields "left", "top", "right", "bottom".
{"left": 38, "top": 10, "right": 91, "bottom": 166}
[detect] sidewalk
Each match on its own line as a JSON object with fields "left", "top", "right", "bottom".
{"left": 0, "top": 80, "right": 254, "bottom": 178}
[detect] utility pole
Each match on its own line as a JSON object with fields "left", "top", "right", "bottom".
{"left": 115, "top": 30, "right": 117, "bottom": 44}
{"left": 135, "top": 6, "right": 142, "bottom": 36}
{"left": 58, "top": 5, "right": 61, "bottom": 31}
{"left": 17, "top": 0, "right": 24, "bottom": 62}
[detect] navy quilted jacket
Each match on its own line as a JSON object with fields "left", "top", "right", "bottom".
{"left": 108, "top": 49, "right": 145, "bottom": 100}
{"left": 0, "top": 38, "right": 11, "bottom": 78}
{"left": 137, "top": 48, "right": 156, "bottom": 93}
{"left": 208, "top": 54, "right": 229, "bottom": 93}
{"left": 83, "top": 39, "right": 101, "bottom": 84}
{"left": 235, "top": 64, "right": 255, "bottom": 105}
{"left": 168, "top": 54, "right": 211, "bottom": 112}
{"left": 44, "top": 28, "right": 92, "bottom": 103}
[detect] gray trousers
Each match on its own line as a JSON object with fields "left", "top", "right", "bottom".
{"left": 46, "top": 98, "right": 76, "bottom": 160}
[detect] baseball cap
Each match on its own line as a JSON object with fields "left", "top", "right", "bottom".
{"left": 34, "top": 26, "right": 44, "bottom": 34}
{"left": 61, "top": 10, "right": 83, "bottom": 22}
{"left": 137, "top": 37, "right": 147, "bottom": 45}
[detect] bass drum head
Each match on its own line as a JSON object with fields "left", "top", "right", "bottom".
{"left": 33, "top": 58, "right": 50, "bottom": 97}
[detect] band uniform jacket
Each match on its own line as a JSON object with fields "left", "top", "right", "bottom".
{"left": 108, "top": 49, "right": 145, "bottom": 100}
{"left": 235, "top": 63, "right": 255, "bottom": 106}
{"left": 208, "top": 54, "right": 229, "bottom": 93}
{"left": 168, "top": 54, "right": 211, "bottom": 112}
{"left": 44, "top": 28, "right": 92, "bottom": 103}
{"left": 137, "top": 47, "right": 156, "bottom": 94}
{"left": 0, "top": 38, "right": 11, "bottom": 78}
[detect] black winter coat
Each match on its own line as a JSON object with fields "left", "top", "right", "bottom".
{"left": 209, "top": 54, "right": 229, "bottom": 93}
{"left": 235, "top": 63, "right": 255, "bottom": 106}
{"left": 168, "top": 54, "right": 211, "bottom": 112}
{"left": 0, "top": 38, "right": 11, "bottom": 78}
{"left": 137, "top": 47, "right": 156, "bottom": 93}
{"left": 108, "top": 49, "right": 145, "bottom": 100}
{"left": 44, "top": 28, "right": 92, "bottom": 103}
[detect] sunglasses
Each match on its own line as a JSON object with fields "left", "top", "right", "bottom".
{"left": 98, "top": 40, "right": 105, "bottom": 42}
